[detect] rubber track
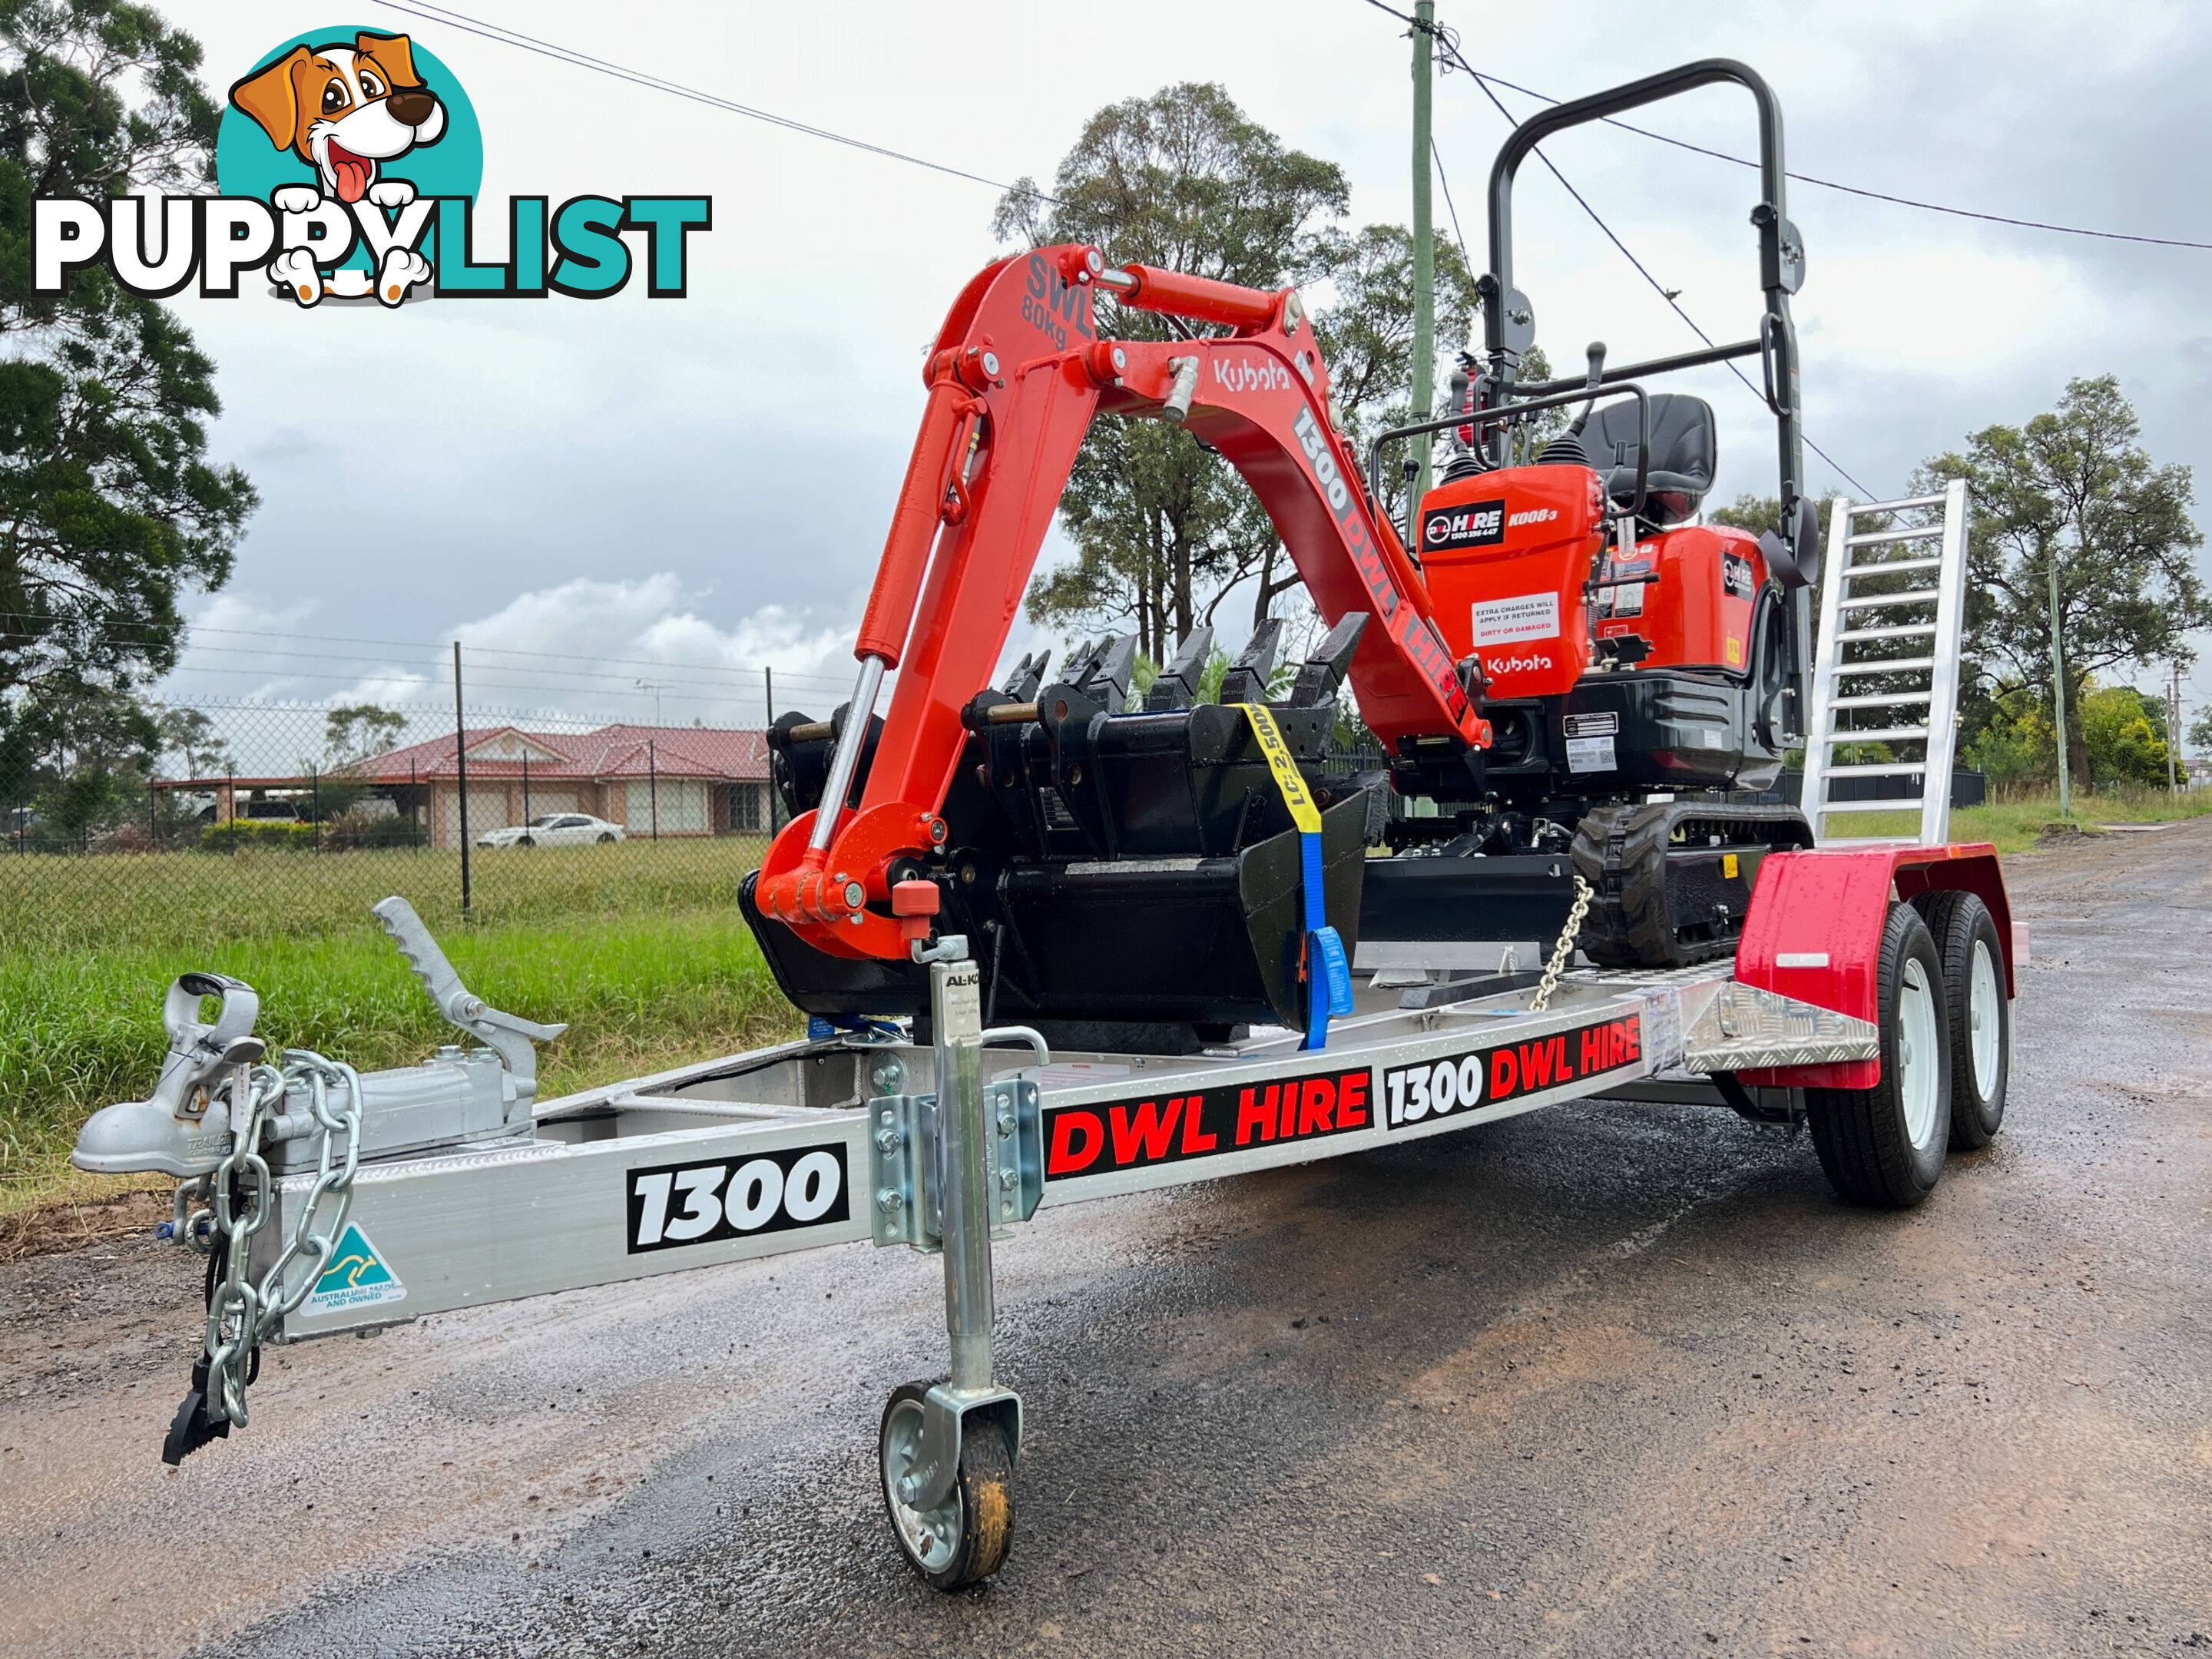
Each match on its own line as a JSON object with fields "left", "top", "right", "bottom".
{"left": 1569, "top": 800, "right": 1814, "bottom": 969}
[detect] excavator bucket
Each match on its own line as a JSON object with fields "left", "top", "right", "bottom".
{"left": 745, "top": 621, "right": 1376, "bottom": 1051}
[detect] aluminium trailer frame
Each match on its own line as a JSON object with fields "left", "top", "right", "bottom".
{"left": 235, "top": 840, "right": 2012, "bottom": 1585}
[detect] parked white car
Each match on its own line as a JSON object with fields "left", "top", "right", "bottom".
{"left": 476, "top": 813, "right": 626, "bottom": 848}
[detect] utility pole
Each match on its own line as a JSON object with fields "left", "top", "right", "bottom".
{"left": 2048, "top": 561, "right": 2070, "bottom": 818}
{"left": 1410, "top": 0, "right": 1436, "bottom": 506}
{"left": 453, "top": 641, "right": 472, "bottom": 911}
{"left": 2170, "top": 661, "right": 2182, "bottom": 795}
{"left": 765, "top": 666, "right": 782, "bottom": 834}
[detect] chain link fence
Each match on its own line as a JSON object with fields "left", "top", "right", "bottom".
{"left": 1, "top": 695, "right": 786, "bottom": 950}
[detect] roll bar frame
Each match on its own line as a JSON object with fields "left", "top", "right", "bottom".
{"left": 1475, "top": 58, "right": 1806, "bottom": 528}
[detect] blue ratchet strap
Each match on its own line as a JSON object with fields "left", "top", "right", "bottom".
{"left": 1241, "top": 704, "right": 1354, "bottom": 1051}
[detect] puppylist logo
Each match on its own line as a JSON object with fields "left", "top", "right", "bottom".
{"left": 32, "top": 26, "right": 710, "bottom": 308}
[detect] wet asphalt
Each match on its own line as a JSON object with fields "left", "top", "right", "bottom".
{"left": 3, "top": 821, "right": 2207, "bottom": 1658}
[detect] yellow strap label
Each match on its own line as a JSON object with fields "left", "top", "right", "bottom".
{"left": 1240, "top": 704, "right": 1321, "bottom": 834}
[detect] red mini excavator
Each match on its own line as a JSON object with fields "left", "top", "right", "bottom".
{"left": 743, "top": 58, "right": 1826, "bottom": 1050}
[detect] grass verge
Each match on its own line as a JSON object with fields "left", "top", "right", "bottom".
{"left": 1820, "top": 787, "right": 2212, "bottom": 853}
{"left": 2, "top": 902, "right": 799, "bottom": 1224}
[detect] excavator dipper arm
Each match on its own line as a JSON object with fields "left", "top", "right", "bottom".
{"left": 757, "top": 244, "right": 1487, "bottom": 965}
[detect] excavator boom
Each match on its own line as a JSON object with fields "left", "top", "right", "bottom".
{"left": 755, "top": 244, "right": 1486, "bottom": 982}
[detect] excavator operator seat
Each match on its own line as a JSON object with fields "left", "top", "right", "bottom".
{"left": 1585, "top": 392, "right": 1715, "bottom": 528}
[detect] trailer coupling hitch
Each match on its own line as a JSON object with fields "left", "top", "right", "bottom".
{"left": 72, "top": 897, "right": 567, "bottom": 1183}
{"left": 67, "top": 898, "right": 571, "bottom": 1467}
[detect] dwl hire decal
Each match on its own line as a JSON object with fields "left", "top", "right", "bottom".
{"left": 32, "top": 25, "right": 710, "bottom": 309}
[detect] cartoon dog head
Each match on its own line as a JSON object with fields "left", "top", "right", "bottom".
{"left": 229, "top": 33, "right": 446, "bottom": 204}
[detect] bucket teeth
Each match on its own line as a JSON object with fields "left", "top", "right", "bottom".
{"left": 1062, "top": 637, "right": 1104, "bottom": 693}
{"left": 1002, "top": 649, "right": 1051, "bottom": 700}
{"left": 1219, "top": 617, "right": 1283, "bottom": 706}
{"left": 1075, "top": 634, "right": 1139, "bottom": 714}
{"left": 1146, "top": 625, "right": 1215, "bottom": 711}
{"left": 1289, "top": 612, "right": 1369, "bottom": 708}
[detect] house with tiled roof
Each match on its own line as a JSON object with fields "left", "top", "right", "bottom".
{"left": 348, "top": 722, "right": 773, "bottom": 847}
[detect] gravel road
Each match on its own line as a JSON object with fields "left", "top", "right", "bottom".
{"left": 4, "top": 823, "right": 2207, "bottom": 1658}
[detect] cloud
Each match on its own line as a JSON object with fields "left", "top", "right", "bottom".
{"left": 156, "top": 572, "right": 863, "bottom": 731}
{"left": 447, "top": 575, "right": 856, "bottom": 722}
{"left": 164, "top": 590, "right": 322, "bottom": 704}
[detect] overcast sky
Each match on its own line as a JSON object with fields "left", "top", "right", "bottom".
{"left": 154, "top": 0, "right": 2212, "bottom": 729}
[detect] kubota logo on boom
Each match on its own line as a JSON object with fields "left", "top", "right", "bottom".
{"left": 1214, "top": 356, "right": 1293, "bottom": 394}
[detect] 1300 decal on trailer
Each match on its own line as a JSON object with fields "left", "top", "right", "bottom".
{"left": 1036, "top": 1011, "right": 1646, "bottom": 1188}
{"left": 1383, "top": 1012, "right": 1641, "bottom": 1128}
{"left": 627, "top": 1144, "right": 850, "bottom": 1253}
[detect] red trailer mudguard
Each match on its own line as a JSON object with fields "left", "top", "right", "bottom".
{"left": 1732, "top": 843, "right": 2015, "bottom": 1089}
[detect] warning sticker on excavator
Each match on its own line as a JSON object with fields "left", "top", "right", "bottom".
{"left": 1473, "top": 591, "right": 1561, "bottom": 646}
{"left": 303, "top": 1223, "right": 407, "bottom": 1316}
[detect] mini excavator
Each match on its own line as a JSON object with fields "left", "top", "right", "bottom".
{"left": 743, "top": 58, "right": 1825, "bottom": 1051}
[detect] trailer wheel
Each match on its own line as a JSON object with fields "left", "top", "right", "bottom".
{"left": 1913, "top": 889, "right": 2009, "bottom": 1149}
{"left": 1806, "top": 902, "right": 1950, "bottom": 1208}
{"left": 879, "top": 1382, "right": 1014, "bottom": 1590}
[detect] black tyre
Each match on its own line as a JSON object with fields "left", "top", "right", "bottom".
{"left": 597, "top": 831, "right": 616, "bottom": 843}
{"left": 516, "top": 835, "right": 535, "bottom": 847}
{"left": 1806, "top": 902, "right": 1951, "bottom": 1208}
{"left": 879, "top": 1382, "right": 1014, "bottom": 1590}
{"left": 1912, "top": 889, "right": 2009, "bottom": 1150}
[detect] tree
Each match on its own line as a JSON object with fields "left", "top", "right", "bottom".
{"left": 2190, "top": 705, "right": 2212, "bottom": 756}
{"left": 0, "top": 1, "right": 255, "bottom": 702}
{"left": 995, "top": 84, "right": 1346, "bottom": 659}
{"left": 324, "top": 702, "right": 404, "bottom": 765}
{"left": 998, "top": 86, "right": 1486, "bottom": 655}
{"left": 2078, "top": 683, "right": 2171, "bottom": 787}
{"left": 155, "top": 701, "right": 227, "bottom": 774}
{"left": 0, "top": 670, "right": 154, "bottom": 843}
{"left": 1918, "top": 376, "right": 2210, "bottom": 789}
{"left": 1709, "top": 493, "right": 1782, "bottom": 538}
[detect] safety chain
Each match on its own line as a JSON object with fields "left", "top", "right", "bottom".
{"left": 201, "top": 1049, "right": 364, "bottom": 1427}
{"left": 1529, "top": 875, "right": 1594, "bottom": 1013}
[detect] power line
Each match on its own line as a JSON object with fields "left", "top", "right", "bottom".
{"left": 369, "top": 0, "right": 1057, "bottom": 207}
{"left": 1375, "top": 3, "right": 1873, "bottom": 497}
{"left": 1362, "top": 0, "right": 2212, "bottom": 251}
{"left": 0, "top": 611, "right": 853, "bottom": 691}
{"left": 1472, "top": 68, "right": 2212, "bottom": 253}
{"left": 1430, "top": 136, "right": 1472, "bottom": 269}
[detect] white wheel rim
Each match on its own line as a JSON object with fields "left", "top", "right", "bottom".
{"left": 882, "top": 1399, "right": 960, "bottom": 1572}
{"left": 1898, "top": 959, "right": 1941, "bottom": 1153}
{"left": 1968, "top": 939, "right": 2001, "bottom": 1099}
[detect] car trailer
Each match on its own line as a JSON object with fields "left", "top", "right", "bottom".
{"left": 71, "top": 836, "right": 2016, "bottom": 1588}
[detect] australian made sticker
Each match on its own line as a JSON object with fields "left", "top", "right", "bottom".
{"left": 303, "top": 1222, "right": 407, "bottom": 1315}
